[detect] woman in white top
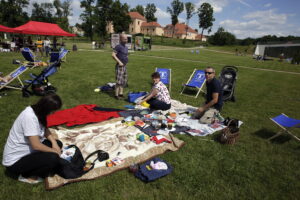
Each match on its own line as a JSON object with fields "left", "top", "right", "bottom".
{"left": 139, "top": 72, "right": 171, "bottom": 110}
{"left": 2, "top": 94, "right": 63, "bottom": 183}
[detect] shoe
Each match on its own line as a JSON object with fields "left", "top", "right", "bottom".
{"left": 118, "top": 94, "right": 125, "bottom": 99}
{"left": 115, "top": 96, "right": 121, "bottom": 100}
{"left": 18, "top": 175, "right": 43, "bottom": 184}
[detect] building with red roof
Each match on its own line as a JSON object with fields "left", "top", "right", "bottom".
{"left": 141, "top": 21, "right": 164, "bottom": 36}
{"left": 128, "top": 12, "right": 146, "bottom": 34}
{"left": 164, "top": 23, "right": 198, "bottom": 40}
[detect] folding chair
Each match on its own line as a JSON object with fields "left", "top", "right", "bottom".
{"left": 155, "top": 68, "right": 171, "bottom": 92}
{"left": 21, "top": 47, "right": 40, "bottom": 63}
{"left": 0, "top": 65, "right": 28, "bottom": 91}
{"left": 180, "top": 69, "right": 206, "bottom": 98}
{"left": 59, "top": 48, "right": 69, "bottom": 62}
{"left": 269, "top": 113, "right": 300, "bottom": 142}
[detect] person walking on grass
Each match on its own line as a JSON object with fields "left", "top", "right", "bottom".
{"left": 2, "top": 94, "right": 63, "bottom": 184}
{"left": 112, "top": 34, "right": 128, "bottom": 100}
{"left": 36, "top": 37, "right": 44, "bottom": 57}
{"left": 193, "top": 66, "right": 223, "bottom": 124}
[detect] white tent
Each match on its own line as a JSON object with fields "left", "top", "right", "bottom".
{"left": 254, "top": 43, "right": 300, "bottom": 57}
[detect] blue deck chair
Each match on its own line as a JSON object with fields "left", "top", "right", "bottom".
{"left": 269, "top": 113, "right": 300, "bottom": 142}
{"left": 21, "top": 47, "right": 40, "bottom": 63}
{"left": 0, "top": 65, "right": 28, "bottom": 91}
{"left": 155, "top": 68, "right": 171, "bottom": 92}
{"left": 59, "top": 48, "right": 69, "bottom": 62}
{"left": 180, "top": 69, "right": 206, "bottom": 98}
{"left": 49, "top": 48, "right": 69, "bottom": 64}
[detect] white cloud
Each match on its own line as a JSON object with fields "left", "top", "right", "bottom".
{"left": 219, "top": 9, "right": 294, "bottom": 38}
{"left": 235, "top": 0, "right": 251, "bottom": 8}
{"left": 264, "top": 3, "right": 272, "bottom": 8}
{"left": 196, "top": 0, "right": 229, "bottom": 13}
{"left": 69, "top": 0, "right": 83, "bottom": 25}
{"left": 155, "top": 7, "right": 170, "bottom": 19}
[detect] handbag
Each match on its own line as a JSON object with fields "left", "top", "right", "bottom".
{"left": 57, "top": 145, "right": 109, "bottom": 179}
{"left": 220, "top": 119, "right": 240, "bottom": 145}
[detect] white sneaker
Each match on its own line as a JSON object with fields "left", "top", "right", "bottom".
{"left": 18, "top": 175, "right": 43, "bottom": 184}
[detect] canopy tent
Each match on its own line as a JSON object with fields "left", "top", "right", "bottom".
{"left": 254, "top": 43, "right": 300, "bottom": 58}
{"left": 0, "top": 25, "right": 14, "bottom": 33}
{"left": 12, "top": 21, "right": 75, "bottom": 37}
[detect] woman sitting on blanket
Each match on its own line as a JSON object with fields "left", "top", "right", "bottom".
{"left": 2, "top": 94, "right": 63, "bottom": 184}
{"left": 138, "top": 72, "right": 171, "bottom": 111}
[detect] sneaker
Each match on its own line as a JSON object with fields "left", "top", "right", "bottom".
{"left": 18, "top": 175, "right": 43, "bottom": 184}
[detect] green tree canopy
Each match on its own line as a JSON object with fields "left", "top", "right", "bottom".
{"left": 111, "top": 0, "right": 131, "bottom": 33}
{"left": 94, "top": 0, "right": 113, "bottom": 39}
{"left": 130, "top": 4, "right": 144, "bottom": 16}
{"left": 209, "top": 27, "right": 236, "bottom": 45}
{"left": 184, "top": 2, "right": 195, "bottom": 37}
{"left": 198, "top": 2, "right": 215, "bottom": 40}
{"left": 145, "top": 3, "right": 157, "bottom": 22}
{"left": 0, "top": 0, "right": 29, "bottom": 27}
{"left": 80, "top": 0, "right": 95, "bottom": 40}
{"left": 167, "top": 0, "right": 184, "bottom": 37}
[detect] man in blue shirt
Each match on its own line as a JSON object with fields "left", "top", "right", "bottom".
{"left": 112, "top": 34, "right": 128, "bottom": 100}
{"left": 193, "top": 66, "right": 223, "bottom": 124}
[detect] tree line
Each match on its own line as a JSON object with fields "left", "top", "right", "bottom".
{"left": 0, "top": 0, "right": 72, "bottom": 32}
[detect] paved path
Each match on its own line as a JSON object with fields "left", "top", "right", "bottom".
{"left": 131, "top": 54, "right": 300, "bottom": 75}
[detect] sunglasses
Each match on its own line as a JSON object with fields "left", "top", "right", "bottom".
{"left": 205, "top": 72, "right": 214, "bottom": 74}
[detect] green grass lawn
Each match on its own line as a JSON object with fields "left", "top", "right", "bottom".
{"left": 0, "top": 46, "right": 300, "bottom": 200}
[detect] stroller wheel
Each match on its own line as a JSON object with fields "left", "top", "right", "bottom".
{"left": 22, "top": 90, "right": 31, "bottom": 98}
{"left": 231, "top": 96, "right": 236, "bottom": 102}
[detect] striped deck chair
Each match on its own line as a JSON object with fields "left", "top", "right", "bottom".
{"left": 155, "top": 68, "right": 171, "bottom": 92}
{"left": 269, "top": 113, "right": 300, "bottom": 142}
{"left": 0, "top": 65, "right": 28, "bottom": 91}
{"left": 180, "top": 69, "right": 206, "bottom": 98}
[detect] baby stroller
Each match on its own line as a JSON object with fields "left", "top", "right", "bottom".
{"left": 22, "top": 61, "right": 61, "bottom": 97}
{"left": 219, "top": 66, "right": 238, "bottom": 102}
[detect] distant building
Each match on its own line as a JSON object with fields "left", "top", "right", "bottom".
{"left": 195, "top": 34, "right": 207, "bottom": 42}
{"left": 71, "top": 26, "right": 84, "bottom": 36}
{"left": 164, "top": 23, "right": 198, "bottom": 40}
{"left": 128, "top": 12, "right": 147, "bottom": 34}
{"left": 141, "top": 21, "right": 164, "bottom": 36}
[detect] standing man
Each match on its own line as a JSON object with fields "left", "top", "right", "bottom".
{"left": 36, "top": 37, "right": 44, "bottom": 57}
{"left": 193, "top": 66, "right": 223, "bottom": 124}
{"left": 44, "top": 37, "right": 51, "bottom": 57}
{"left": 112, "top": 34, "right": 128, "bottom": 100}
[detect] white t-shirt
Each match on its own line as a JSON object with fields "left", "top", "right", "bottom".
{"left": 2, "top": 106, "right": 45, "bottom": 166}
{"left": 44, "top": 39, "right": 51, "bottom": 47}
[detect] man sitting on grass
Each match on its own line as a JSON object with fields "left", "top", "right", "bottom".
{"left": 193, "top": 66, "right": 223, "bottom": 124}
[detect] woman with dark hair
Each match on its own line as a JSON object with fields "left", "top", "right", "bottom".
{"left": 2, "top": 94, "right": 63, "bottom": 184}
{"left": 138, "top": 72, "right": 171, "bottom": 111}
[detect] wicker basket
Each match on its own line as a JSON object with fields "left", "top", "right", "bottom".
{"left": 220, "top": 120, "right": 240, "bottom": 144}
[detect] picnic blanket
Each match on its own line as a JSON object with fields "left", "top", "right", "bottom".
{"left": 45, "top": 117, "right": 184, "bottom": 190}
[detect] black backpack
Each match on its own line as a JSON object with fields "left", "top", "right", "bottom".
{"left": 57, "top": 145, "right": 109, "bottom": 179}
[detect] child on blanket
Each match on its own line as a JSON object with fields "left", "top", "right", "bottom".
{"left": 138, "top": 72, "right": 171, "bottom": 111}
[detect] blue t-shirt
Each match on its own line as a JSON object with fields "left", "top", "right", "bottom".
{"left": 114, "top": 44, "right": 128, "bottom": 65}
{"left": 206, "top": 78, "right": 223, "bottom": 111}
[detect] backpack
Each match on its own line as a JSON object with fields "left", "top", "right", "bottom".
{"left": 57, "top": 145, "right": 109, "bottom": 179}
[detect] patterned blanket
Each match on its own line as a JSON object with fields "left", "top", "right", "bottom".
{"left": 45, "top": 117, "right": 184, "bottom": 190}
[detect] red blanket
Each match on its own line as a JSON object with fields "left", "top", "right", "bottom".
{"left": 47, "top": 104, "right": 120, "bottom": 127}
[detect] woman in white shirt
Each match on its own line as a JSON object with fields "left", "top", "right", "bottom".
{"left": 2, "top": 94, "right": 63, "bottom": 184}
{"left": 139, "top": 72, "right": 171, "bottom": 110}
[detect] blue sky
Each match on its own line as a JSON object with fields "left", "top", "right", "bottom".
{"left": 28, "top": 0, "right": 300, "bottom": 39}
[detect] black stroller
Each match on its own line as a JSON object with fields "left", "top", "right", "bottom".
{"left": 22, "top": 61, "right": 61, "bottom": 97}
{"left": 219, "top": 66, "right": 238, "bottom": 102}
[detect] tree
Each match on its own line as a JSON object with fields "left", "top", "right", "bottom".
{"left": 184, "top": 2, "right": 195, "bottom": 37}
{"left": 94, "top": 0, "right": 113, "bottom": 39}
{"left": 198, "top": 2, "right": 215, "bottom": 41}
{"left": 53, "top": 0, "right": 63, "bottom": 18}
{"left": 0, "top": 0, "right": 29, "bottom": 27}
{"left": 111, "top": 0, "right": 131, "bottom": 33}
{"left": 208, "top": 27, "right": 236, "bottom": 46}
{"left": 31, "top": 2, "right": 55, "bottom": 23}
{"left": 80, "top": 0, "right": 95, "bottom": 41}
{"left": 167, "top": 0, "right": 184, "bottom": 37}
{"left": 144, "top": 3, "right": 157, "bottom": 22}
{"left": 130, "top": 4, "right": 144, "bottom": 16}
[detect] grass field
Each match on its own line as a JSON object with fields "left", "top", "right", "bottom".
{"left": 0, "top": 45, "right": 300, "bottom": 200}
